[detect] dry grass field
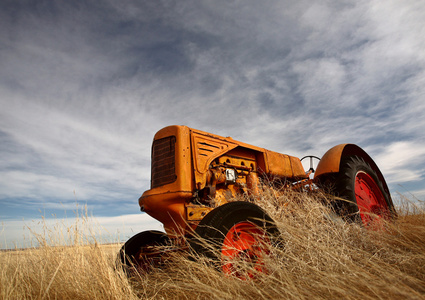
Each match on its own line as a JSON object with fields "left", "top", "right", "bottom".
{"left": 1, "top": 191, "right": 424, "bottom": 300}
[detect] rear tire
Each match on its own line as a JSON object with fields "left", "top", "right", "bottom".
{"left": 190, "top": 201, "right": 278, "bottom": 279}
{"left": 118, "top": 230, "right": 169, "bottom": 275}
{"left": 333, "top": 155, "right": 395, "bottom": 227}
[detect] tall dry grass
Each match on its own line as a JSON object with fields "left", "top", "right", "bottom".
{"left": 1, "top": 190, "right": 424, "bottom": 299}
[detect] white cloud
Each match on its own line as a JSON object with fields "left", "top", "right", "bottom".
{"left": 292, "top": 58, "right": 347, "bottom": 107}
{"left": 374, "top": 141, "right": 425, "bottom": 184}
{"left": 1, "top": 96, "right": 154, "bottom": 201}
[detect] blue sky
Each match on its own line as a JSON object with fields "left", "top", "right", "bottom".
{"left": 1, "top": 0, "right": 425, "bottom": 248}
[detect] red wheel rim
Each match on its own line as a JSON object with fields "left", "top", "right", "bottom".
{"left": 221, "top": 221, "right": 270, "bottom": 279}
{"left": 355, "top": 171, "right": 390, "bottom": 228}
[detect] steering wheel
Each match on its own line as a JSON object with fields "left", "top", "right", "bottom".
{"left": 300, "top": 156, "right": 321, "bottom": 174}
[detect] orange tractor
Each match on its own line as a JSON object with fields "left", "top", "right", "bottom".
{"left": 119, "top": 125, "right": 396, "bottom": 275}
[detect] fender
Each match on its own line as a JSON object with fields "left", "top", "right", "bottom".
{"left": 314, "top": 144, "right": 391, "bottom": 198}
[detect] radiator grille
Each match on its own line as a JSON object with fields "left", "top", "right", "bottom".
{"left": 151, "top": 136, "right": 177, "bottom": 188}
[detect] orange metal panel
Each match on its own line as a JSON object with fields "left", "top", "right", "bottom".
{"left": 190, "top": 131, "right": 238, "bottom": 189}
{"left": 151, "top": 125, "right": 193, "bottom": 192}
{"left": 314, "top": 144, "right": 347, "bottom": 178}
{"left": 290, "top": 156, "right": 308, "bottom": 178}
{"left": 186, "top": 204, "right": 213, "bottom": 221}
{"left": 264, "top": 150, "right": 294, "bottom": 177}
{"left": 139, "top": 125, "right": 193, "bottom": 236}
{"left": 139, "top": 190, "right": 192, "bottom": 236}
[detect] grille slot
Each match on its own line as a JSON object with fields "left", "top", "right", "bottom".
{"left": 151, "top": 136, "right": 177, "bottom": 188}
{"left": 198, "top": 142, "right": 219, "bottom": 157}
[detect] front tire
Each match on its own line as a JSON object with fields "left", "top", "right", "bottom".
{"left": 118, "top": 230, "right": 169, "bottom": 275}
{"left": 190, "top": 201, "right": 279, "bottom": 279}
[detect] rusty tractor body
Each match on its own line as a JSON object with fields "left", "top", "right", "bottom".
{"left": 119, "top": 125, "right": 396, "bottom": 277}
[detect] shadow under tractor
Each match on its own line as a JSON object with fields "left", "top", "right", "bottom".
{"left": 118, "top": 125, "right": 396, "bottom": 277}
